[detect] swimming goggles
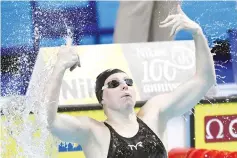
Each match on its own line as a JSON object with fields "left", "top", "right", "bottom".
{"left": 102, "top": 79, "right": 133, "bottom": 90}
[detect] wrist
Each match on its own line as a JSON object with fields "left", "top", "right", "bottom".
{"left": 192, "top": 27, "right": 203, "bottom": 38}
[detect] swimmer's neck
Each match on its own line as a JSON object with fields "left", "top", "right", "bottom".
{"left": 105, "top": 108, "right": 137, "bottom": 125}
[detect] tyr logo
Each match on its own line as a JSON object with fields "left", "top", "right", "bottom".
{"left": 128, "top": 142, "right": 143, "bottom": 150}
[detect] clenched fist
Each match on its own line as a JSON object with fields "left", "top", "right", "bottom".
{"left": 56, "top": 46, "right": 80, "bottom": 71}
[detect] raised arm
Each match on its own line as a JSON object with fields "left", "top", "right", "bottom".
{"left": 138, "top": 5, "right": 216, "bottom": 121}
{"left": 45, "top": 46, "right": 92, "bottom": 144}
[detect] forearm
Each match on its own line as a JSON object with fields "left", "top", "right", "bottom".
{"left": 193, "top": 30, "right": 216, "bottom": 84}
{"left": 45, "top": 62, "right": 66, "bottom": 127}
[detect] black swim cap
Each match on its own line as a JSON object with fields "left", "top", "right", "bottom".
{"left": 95, "top": 68, "right": 125, "bottom": 105}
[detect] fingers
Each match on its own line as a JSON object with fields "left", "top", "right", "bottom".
{"left": 70, "top": 56, "right": 80, "bottom": 72}
{"left": 70, "top": 62, "right": 80, "bottom": 71}
{"left": 77, "top": 55, "right": 81, "bottom": 67}
{"left": 159, "top": 17, "right": 177, "bottom": 28}
{"left": 177, "top": 4, "right": 182, "bottom": 13}
{"left": 170, "top": 24, "right": 182, "bottom": 37}
{"left": 174, "top": 25, "right": 183, "bottom": 36}
{"left": 160, "top": 15, "right": 177, "bottom": 24}
{"left": 58, "top": 45, "right": 80, "bottom": 71}
{"left": 159, "top": 10, "right": 199, "bottom": 37}
{"left": 159, "top": 14, "right": 184, "bottom": 37}
{"left": 170, "top": 20, "right": 181, "bottom": 37}
{"left": 70, "top": 64, "right": 77, "bottom": 71}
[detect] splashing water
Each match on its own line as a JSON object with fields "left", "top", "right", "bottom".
{"left": 63, "top": 19, "right": 73, "bottom": 46}
{"left": 1, "top": 14, "right": 79, "bottom": 156}
{"left": 1, "top": 1, "right": 92, "bottom": 157}
{"left": 1, "top": 19, "right": 73, "bottom": 158}
{"left": 1, "top": 51, "right": 61, "bottom": 157}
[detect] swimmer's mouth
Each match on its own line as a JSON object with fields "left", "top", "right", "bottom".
{"left": 122, "top": 94, "right": 132, "bottom": 98}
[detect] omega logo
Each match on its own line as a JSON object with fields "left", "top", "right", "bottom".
{"left": 205, "top": 115, "right": 237, "bottom": 143}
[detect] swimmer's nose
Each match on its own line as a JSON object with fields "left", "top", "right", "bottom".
{"left": 121, "top": 82, "right": 128, "bottom": 90}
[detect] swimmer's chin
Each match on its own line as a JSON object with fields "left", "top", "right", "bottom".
{"left": 124, "top": 101, "right": 136, "bottom": 108}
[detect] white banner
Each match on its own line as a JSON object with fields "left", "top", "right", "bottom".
{"left": 27, "top": 41, "right": 196, "bottom": 107}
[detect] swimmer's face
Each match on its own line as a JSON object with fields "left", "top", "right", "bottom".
{"left": 101, "top": 73, "right": 136, "bottom": 110}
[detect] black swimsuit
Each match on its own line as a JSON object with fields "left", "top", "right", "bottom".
{"left": 104, "top": 117, "right": 167, "bottom": 158}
